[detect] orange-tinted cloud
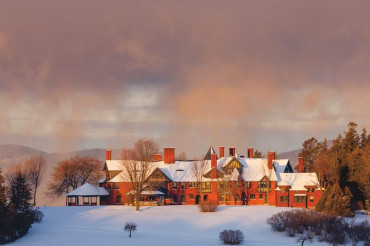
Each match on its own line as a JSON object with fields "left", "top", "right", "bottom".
{"left": 1, "top": 1, "right": 370, "bottom": 155}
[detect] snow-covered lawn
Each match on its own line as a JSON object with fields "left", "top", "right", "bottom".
{"left": 9, "top": 205, "right": 368, "bottom": 246}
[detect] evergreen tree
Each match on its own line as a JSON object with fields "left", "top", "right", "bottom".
{"left": 299, "top": 137, "right": 321, "bottom": 172}
{"left": 360, "top": 128, "right": 368, "bottom": 149}
{"left": 0, "top": 169, "right": 6, "bottom": 207}
{"left": 8, "top": 168, "right": 32, "bottom": 211}
{"left": 343, "top": 122, "right": 360, "bottom": 153}
{"left": 0, "top": 169, "right": 9, "bottom": 243}
{"left": 318, "top": 183, "right": 353, "bottom": 217}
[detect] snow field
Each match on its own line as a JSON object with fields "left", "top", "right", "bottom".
{"left": 9, "top": 205, "right": 367, "bottom": 246}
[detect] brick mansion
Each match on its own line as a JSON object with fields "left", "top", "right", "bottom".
{"left": 67, "top": 146, "right": 323, "bottom": 208}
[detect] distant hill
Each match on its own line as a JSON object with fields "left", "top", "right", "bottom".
{"left": 277, "top": 149, "right": 302, "bottom": 166}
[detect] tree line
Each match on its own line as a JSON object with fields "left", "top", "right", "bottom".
{"left": 299, "top": 122, "right": 370, "bottom": 216}
{"left": 0, "top": 165, "right": 40, "bottom": 243}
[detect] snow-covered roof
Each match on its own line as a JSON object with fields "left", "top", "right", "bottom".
{"left": 273, "top": 159, "right": 290, "bottom": 174}
{"left": 105, "top": 160, "right": 124, "bottom": 171}
{"left": 278, "top": 173, "right": 319, "bottom": 191}
{"left": 66, "top": 183, "right": 110, "bottom": 197}
{"left": 105, "top": 156, "right": 286, "bottom": 183}
{"left": 239, "top": 158, "right": 278, "bottom": 181}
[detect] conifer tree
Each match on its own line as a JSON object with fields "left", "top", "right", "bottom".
{"left": 299, "top": 137, "right": 321, "bottom": 172}
{"left": 360, "top": 128, "right": 368, "bottom": 149}
{"left": 8, "top": 168, "right": 32, "bottom": 211}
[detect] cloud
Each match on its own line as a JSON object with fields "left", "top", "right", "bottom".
{"left": 1, "top": 1, "right": 370, "bottom": 155}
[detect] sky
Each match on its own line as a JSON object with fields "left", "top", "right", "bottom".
{"left": 1, "top": 1, "right": 370, "bottom": 157}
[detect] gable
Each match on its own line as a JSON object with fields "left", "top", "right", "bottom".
{"left": 284, "top": 161, "right": 294, "bottom": 173}
{"left": 203, "top": 168, "right": 224, "bottom": 179}
{"left": 223, "top": 158, "right": 243, "bottom": 174}
{"left": 146, "top": 168, "right": 171, "bottom": 182}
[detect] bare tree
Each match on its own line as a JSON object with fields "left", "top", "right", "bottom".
{"left": 297, "top": 231, "right": 314, "bottom": 246}
{"left": 191, "top": 158, "right": 207, "bottom": 203}
{"left": 24, "top": 155, "right": 46, "bottom": 207}
{"left": 47, "top": 155, "right": 103, "bottom": 199}
{"left": 121, "top": 139, "right": 159, "bottom": 211}
{"left": 124, "top": 222, "right": 137, "bottom": 238}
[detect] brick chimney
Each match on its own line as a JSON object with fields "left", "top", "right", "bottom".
{"left": 248, "top": 147, "right": 254, "bottom": 158}
{"left": 153, "top": 154, "right": 162, "bottom": 162}
{"left": 229, "top": 147, "right": 236, "bottom": 157}
{"left": 267, "top": 152, "right": 273, "bottom": 170}
{"left": 219, "top": 146, "right": 225, "bottom": 158}
{"left": 298, "top": 157, "right": 304, "bottom": 173}
{"left": 211, "top": 154, "right": 217, "bottom": 179}
{"left": 106, "top": 150, "right": 112, "bottom": 161}
{"left": 270, "top": 151, "right": 276, "bottom": 160}
{"left": 164, "top": 147, "right": 175, "bottom": 164}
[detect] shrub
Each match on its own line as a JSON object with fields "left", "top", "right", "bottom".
{"left": 219, "top": 230, "right": 244, "bottom": 245}
{"left": 267, "top": 209, "right": 368, "bottom": 246}
{"left": 266, "top": 211, "right": 286, "bottom": 232}
{"left": 198, "top": 200, "right": 218, "bottom": 213}
{"left": 353, "top": 220, "right": 370, "bottom": 244}
{"left": 33, "top": 209, "right": 44, "bottom": 223}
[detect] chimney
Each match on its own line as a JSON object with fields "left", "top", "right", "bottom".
{"left": 229, "top": 147, "right": 236, "bottom": 157}
{"left": 219, "top": 146, "right": 225, "bottom": 158}
{"left": 298, "top": 157, "right": 304, "bottom": 173}
{"left": 164, "top": 147, "right": 175, "bottom": 164}
{"left": 153, "top": 154, "right": 162, "bottom": 162}
{"left": 267, "top": 152, "right": 273, "bottom": 170}
{"left": 211, "top": 154, "right": 217, "bottom": 179}
{"left": 106, "top": 150, "right": 112, "bottom": 161}
{"left": 248, "top": 147, "right": 254, "bottom": 158}
{"left": 271, "top": 151, "right": 276, "bottom": 160}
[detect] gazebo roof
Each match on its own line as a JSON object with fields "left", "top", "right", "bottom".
{"left": 66, "top": 182, "right": 110, "bottom": 197}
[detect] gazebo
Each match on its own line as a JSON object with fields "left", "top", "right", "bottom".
{"left": 66, "top": 182, "right": 110, "bottom": 206}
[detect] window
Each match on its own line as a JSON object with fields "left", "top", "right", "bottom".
{"left": 181, "top": 195, "right": 186, "bottom": 202}
{"left": 173, "top": 195, "right": 178, "bottom": 203}
{"left": 309, "top": 196, "right": 314, "bottom": 203}
{"left": 116, "top": 195, "right": 122, "bottom": 204}
{"left": 91, "top": 197, "right": 97, "bottom": 204}
{"left": 83, "top": 197, "right": 89, "bottom": 205}
{"left": 259, "top": 194, "right": 263, "bottom": 199}
{"left": 280, "top": 196, "right": 289, "bottom": 202}
{"left": 219, "top": 195, "right": 224, "bottom": 202}
{"left": 258, "top": 178, "right": 270, "bottom": 192}
{"left": 189, "top": 182, "right": 196, "bottom": 188}
{"left": 181, "top": 183, "right": 186, "bottom": 189}
{"left": 311, "top": 188, "right": 315, "bottom": 193}
{"left": 172, "top": 182, "right": 177, "bottom": 189}
{"left": 246, "top": 182, "right": 251, "bottom": 188}
{"left": 293, "top": 196, "right": 306, "bottom": 203}
{"left": 189, "top": 194, "right": 194, "bottom": 199}
{"left": 114, "top": 183, "right": 119, "bottom": 189}
{"left": 218, "top": 183, "right": 226, "bottom": 189}
{"left": 281, "top": 188, "right": 285, "bottom": 193}
{"left": 198, "top": 182, "right": 212, "bottom": 193}
{"left": 250, "top": 194, "right": 256, "bottom": 200}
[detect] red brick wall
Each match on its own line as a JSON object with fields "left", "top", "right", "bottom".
{"left": 103, "top": 180, "right": 323, "bottom": 208}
